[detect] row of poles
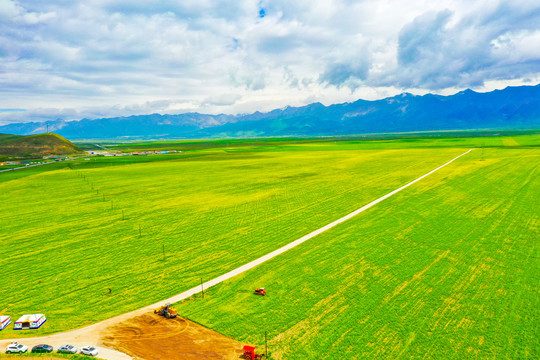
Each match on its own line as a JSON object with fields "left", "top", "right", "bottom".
{"left": 72, "top": 167, "right": 269, "bottom": 357}
{"left": 73, "top": 170, "right": 147, "bottom": 235}
{"left": 72, "top": 169, "right": 169, "bottom": 260}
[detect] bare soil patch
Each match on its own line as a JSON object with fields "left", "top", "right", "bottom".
{"left": 101, "top": 314, "right": 245, "bottom": 360}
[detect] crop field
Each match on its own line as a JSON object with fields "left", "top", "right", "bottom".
{"left": 75, "top": 130, "right": 540, "bottom": 153}
{"left": 0, "top": 134, "right": 537, "bottom": 359}
{"left": 0, "top": 140, "right": 464, "bottom": 336}
{"left": 176, "top": 146, "right": 539, "bottom": 359}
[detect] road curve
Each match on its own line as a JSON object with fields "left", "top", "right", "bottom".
{"left": 0, "top": 149, "right": 473, "bottom": 359}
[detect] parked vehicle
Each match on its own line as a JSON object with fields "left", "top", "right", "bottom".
{"left": 81, "top": 345, "right": 99, "bottom": 356}
{"left": 243, "top": 345, "right": 265, "bottom": 359}
{"left": 154, "top": 303, "right": 178, "bottom": 318}
{"left": 254, "top": 288, "right": 267, "bottom": 296}
{"left": 31, "top": 344, "right": 54, "bottom": 353}
{"left": 57, "top": 344, "right": 78, "bottom": 354}
{"left": 6, "top": 342, "right": 28, "bottom": 353}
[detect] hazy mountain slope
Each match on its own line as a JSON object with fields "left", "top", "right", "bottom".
{"left": 1, "top": 85, "right": 539, "bottom": 139}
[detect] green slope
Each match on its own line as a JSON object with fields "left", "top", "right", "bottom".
{"left": 0, "top": 133, "right": 24, "bottom": 142}
{"left": 0, "top": 133, "right": 80, "bottom": 157}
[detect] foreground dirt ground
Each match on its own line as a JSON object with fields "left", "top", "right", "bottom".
{"left": 0, "top": 312, "right": 247, "bottom": 360}
{"left": 102, "top": 314, "right": 245, "bottom": 360}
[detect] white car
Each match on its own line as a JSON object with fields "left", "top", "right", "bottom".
{"left": 57, "top": 344, "right": 78, "bottom": 354}
{"left": 6, "top": 342, "right": 28, "bottom": 353}
{"left": 80, "top": 345, "right": 99, "bottom": 356}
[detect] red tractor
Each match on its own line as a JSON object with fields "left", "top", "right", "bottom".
{"left": 243, "top": 345, "right": 265, "bottom": 359}
{"left": 254, "top": 288, "right": 266, "bottom": 296}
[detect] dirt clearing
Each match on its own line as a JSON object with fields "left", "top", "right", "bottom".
{"left": 102, "top": 314, "right": 245, "bottom": 360}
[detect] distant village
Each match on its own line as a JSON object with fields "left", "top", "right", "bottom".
{"left": 87, "top": 150, "right": 180, "bottom": 156}
{"left": 0, "top": 150, "right": 180, "bottom": 167}
{"left": 0, "top": 159, "right": 62, "bottom": 166}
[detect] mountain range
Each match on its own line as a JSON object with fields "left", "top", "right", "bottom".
{"left": 1, "top": 85, "right": 539, "bottom": 139}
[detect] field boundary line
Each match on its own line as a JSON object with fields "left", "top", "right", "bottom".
{"left": 149, "top": 148, "right": 473, "bottom": 308}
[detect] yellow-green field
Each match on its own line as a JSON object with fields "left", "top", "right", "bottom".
{"left": 0, "top": 135, "right": 538, "bottom": 359}
{"left": 176, "top": 146, "right": 538, "bottom": 359}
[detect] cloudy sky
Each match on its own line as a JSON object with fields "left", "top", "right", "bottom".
{"left": 1, "top": 0, "right": 539, "bottom": 124}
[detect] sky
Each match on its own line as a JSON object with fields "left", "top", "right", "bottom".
{"left": 1, "top": 0, "right": 540, "bottom": 125}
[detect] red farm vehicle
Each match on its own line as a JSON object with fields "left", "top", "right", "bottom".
{"left": 243, "top": 345, "right": 265, "bottom": 359}
{"left": 254, "top": 288, "right": 266, "bottom": 296}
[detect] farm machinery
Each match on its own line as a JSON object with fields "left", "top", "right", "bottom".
{"left": 243, "top": 345, "right": 265, "bottom": 359}
{"left": 154, "top": 303, "right": 178, "bottom": 319}
{"left": 254, "top": 288, "right": 266, "bottom": 296}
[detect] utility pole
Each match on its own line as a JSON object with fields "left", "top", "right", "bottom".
{"left": 201, "top": 278, "right": 204, "bottom": 298}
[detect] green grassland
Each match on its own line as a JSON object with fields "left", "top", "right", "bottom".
{"left": 0, "top": 134, "right": 537, "bottom": 359}
{"left": 175, "top": 146, "right": 539, "bottom": 359}
{"left": 75, "top": 130, "right": 540, "bottom": 153}
{"left": 0, "top": 134, "right": 24, "bottom": 143}
{"left": 0, "top": 143, "right": 465, "bottom": 337}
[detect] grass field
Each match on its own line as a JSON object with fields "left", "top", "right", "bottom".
{"left": 0, "top": 134, "right": 538, "bottom": 359}
{"left": 73, "top": 130, "right": 540, "bottom": 153}
{"left": 175, "top": 146, "right": 539, "bottom": 359}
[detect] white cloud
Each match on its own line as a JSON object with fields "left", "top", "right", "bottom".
{"left": 0, "top": 0, "right": 22, "bottom": 18}
{"left": 491, "top": 30, "right": 540, "bottom": 63}
{"left": 0, "top": 0, "right": 539, "bottom": 124}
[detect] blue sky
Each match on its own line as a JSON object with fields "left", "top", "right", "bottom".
{"left": 1, "top": 0, "right": 539, "bottom": 124}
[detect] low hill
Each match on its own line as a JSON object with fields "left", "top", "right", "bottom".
{"left": 0, "top": 133, "right": 81, "bottom": 157}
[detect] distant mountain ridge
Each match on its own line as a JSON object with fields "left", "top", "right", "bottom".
{"left": 1, "top": 85, "right": 539, "bottom": 139}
